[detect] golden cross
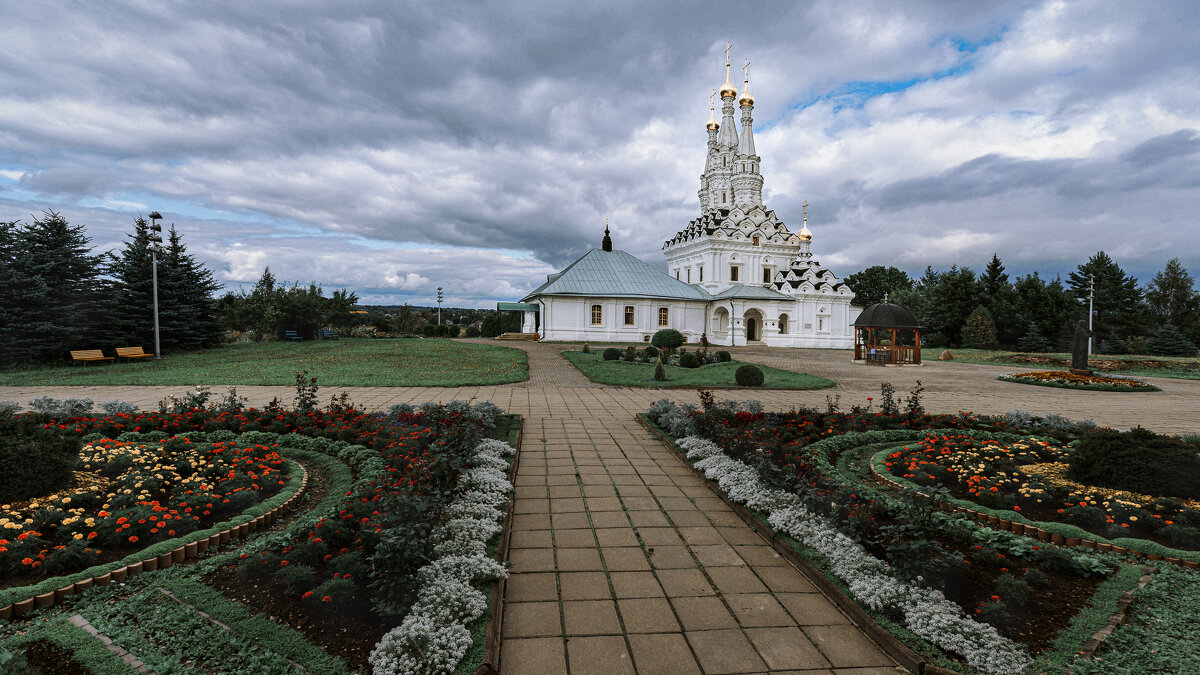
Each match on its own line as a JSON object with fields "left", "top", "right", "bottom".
{"left": 709, "top": 89, "right": 716, "bottom": 108}
{"left": 743, "top": 58, "right": 750, "bottom": 81}
{"left": 803, "top": 201, "right": 808, "bottom": 219}
{"left": 724, "top": 41, "right": 732, "bottom": 65}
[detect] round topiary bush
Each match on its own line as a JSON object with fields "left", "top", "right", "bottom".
{"left": 602, "top": 347, "right": 622, "bottom": 361}
{"left": 715, "top": 350, "right": 731, "bottom": 362}
{"left": 651, "top": 329, "right": 684, "bottom": 352}
{"left": 734, "top": 364, "right": 764, "bottom": 387}
{"left": 434, "top": 324, "right": 449, "bottom": 337}
{"left": 679, "top": 352, "right": 700, "bottom": 368}
{"left": 465, "top": 326, "right": 481, "bottom": 337}
{"left": 1068, "top": 428, "right": 1200, "bottom": 499}
{"left": 644, "top": 345, "right": 659, "bottom": 358}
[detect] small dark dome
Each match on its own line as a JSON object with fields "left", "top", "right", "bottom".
{"left": 853, "top": 302, "right": 921, "bottom": 329}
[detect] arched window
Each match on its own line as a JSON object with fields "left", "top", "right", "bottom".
{"left": 624, "top": 306, "right": 634, "bottom": 326}
{"left": 591, "top": 305, "right": 602, "bottom": 325}
{"left": 658, "top": 307, "right": 669, "bottom": 327}
{"left": 779, "top": 314, "right": 789, "bottom": 334}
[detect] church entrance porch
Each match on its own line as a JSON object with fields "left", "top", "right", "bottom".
{"left": 743, "top": 308, "right": 764, "bottom": 344}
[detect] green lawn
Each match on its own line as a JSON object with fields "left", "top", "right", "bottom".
{"left": 0, "top": 339, "right": 529, "bottom": 387}
{"left": 563, "top": 351, "right": 835, "bottom": 389}
{"left": 935, "top": 348, "right": 1200, "bottom": 380}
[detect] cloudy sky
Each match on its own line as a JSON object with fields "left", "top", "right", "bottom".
{"left": 2, "top": 0, "right": 1198, "bottom": 307}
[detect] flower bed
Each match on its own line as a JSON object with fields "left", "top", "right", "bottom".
{"left": 998, "top": 371, "right": 1160, "bottom": 392}
{"left": 0, "top": 394, "right": 517, "bottom": 674}
{"left": 645, "top": 395, "right": 1172, "bottom": 674}
{"left": 0, "top": 436, "right": 291, "bottom": 584}
{"left": 882, "top": 434, "right": 1200, "bottom": 556}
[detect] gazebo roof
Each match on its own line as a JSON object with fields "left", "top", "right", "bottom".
{"left": 853, "top": 302, "right": 922, "bottom": 329}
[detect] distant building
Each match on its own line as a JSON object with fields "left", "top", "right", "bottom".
{"left": 520, "top": 51, "right": 859, "bottom": 347}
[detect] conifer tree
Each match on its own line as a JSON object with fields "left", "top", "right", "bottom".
{"left": 0, "top": 220, "right": 53, "bottom": 363}
{"left": 1144, "top": 258, "right": 1199, "bottom": 342}
{"left": 1144, "top": 324, "right": 1198, "bottom": 357}
{"left": 961, "top": 306, "right": 999, "bottom": 349}
{"left": 1068, "top": 251, "right": 1145, "bottom": 348}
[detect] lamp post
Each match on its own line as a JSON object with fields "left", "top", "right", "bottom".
{"left": 147, "top": 212, "right": 164, "bottom": 360}
{"left": 1088, "top": 273, "right": 1094, "bottom": 356}
{"left": 437, "top": 287, "right": 443, "bottom": 326}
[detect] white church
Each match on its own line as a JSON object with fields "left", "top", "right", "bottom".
{"left": 518, "top": 52, "right": 860, "bottom": 348}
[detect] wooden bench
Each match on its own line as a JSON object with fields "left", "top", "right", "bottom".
{"left": 70, "top": 349, "right": 114, "bottom": 365}
{"left": 284, "top": 330, "right": 303, "bottom": 341}
{"left": 116, "top": 346, "right": 154, "bottom": 361}
{"left": 319, "top": 329, "right": 339, "bottom": 340}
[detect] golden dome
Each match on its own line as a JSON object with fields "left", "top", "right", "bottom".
{"left": 719, "top": 81, "right": 738, "bottom": 98}
{"left": 739, "top": 87, "right": 754, "bottom": 106}
{"left": 706, "top": 117, "right": 719, "bottom": 130}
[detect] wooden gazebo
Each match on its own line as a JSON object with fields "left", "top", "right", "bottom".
{"left": 852, "top": 301, "right": 923, "bottom": 365}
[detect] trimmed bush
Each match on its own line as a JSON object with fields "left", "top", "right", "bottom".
{"left": 602, "top": 347, "right": 621, "bottom": 361}
{"left": 653, "top": 358, "right": 666, "bottom": 381}
{"left": 643, "top": 346, "right": 658, "bottom": 358}
{"left": 715, "top": 350, "right": 732, "bottom": 362}
{"left": 447, "top": 324, "right": 461, "bottom": 338}
{"left": 651, "top": 329, "right": 684, "bottom": 352}
{"left": 1068, "top": 428, "right": 1200, "bottom": 499}
{"left": 465, "top": 326, "right": 481, "bottom": 338}
{"left": 679, "top": 352, "right": 700, "bottom": 369}
{"left": 434, "top": 324, "right": 449, "bottom": 337}
{"left": 0, "top": 415, "right": 81, "bottom": 503}
{"left": 734, "top": 364, "right": 764, "bottom": 386}
{"left": 421, "top": 324, "right": 436, "bottom": 337}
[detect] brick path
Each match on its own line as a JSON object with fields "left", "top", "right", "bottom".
{"left": 3, "top": 342, "right": 1197, "bottom": 673}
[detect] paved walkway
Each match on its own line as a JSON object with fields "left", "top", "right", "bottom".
{"left": 3, "top": 342, "right": 1198, "bottom": 673}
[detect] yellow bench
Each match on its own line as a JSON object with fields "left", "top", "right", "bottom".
{"left": 69, "top": 349, "right": 114, "bottom": 364}
{"left": 116, "top": 346, "right": 154, "bottom": 361}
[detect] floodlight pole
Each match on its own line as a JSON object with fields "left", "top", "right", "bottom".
{"left": 148, "top": 211, "right": 164, "bottom": 360}
{"left": 437, "top": 287, "right": 444, "bottom": 325}
{"left": 1088, "top": 274, "right": 1094, "bottom": 356}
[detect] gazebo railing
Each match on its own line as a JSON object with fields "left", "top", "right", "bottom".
{"left": 854, "top": 344, "right": 921, "bottom": 364}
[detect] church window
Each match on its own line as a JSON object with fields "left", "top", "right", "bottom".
{"left": 699, "top": 267, "right": 703, "bottom": 282}
{"left": 686, "top": 268, "right": 691, "bottom": 283}
{"left": 722, "top": 193, "right": 726, "bottom": 204}
{"left": 624, "top": 306, "right": 635, "bottom": 326}
{"left": 763, "top": 268, "right": 771, "bottom": 283}
{"left": 658, "top": 307, "right": 669, "bottom": 327}
{"left": 819, "top": 318, "right": 825, "bottom": 331}
{"left": 730, "top": 266, "right": 739, "bottom": 282}
{"left": 675, "top": 270, "right": 679, "bottom": 280}
{"left": 591, "top": 305, "right": 602, "bottom": 325}
{"left": 779, "top": 314, "right": 788, "bottom": 334}
{"left": 752, "top": 236, "right": 759, "bottom": 246}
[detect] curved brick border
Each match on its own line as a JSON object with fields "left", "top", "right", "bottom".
{"left": 1075, "top": 565, "right": 1157, "bottom": 661}
{"left": 867, "top": 455, "right": 1200, "bottom": 570}
{"left": 477, "top": 417, "right": 523, "bottom": 675}
{"left": 1, "top": 463, "right": 309, "bottom": 620}
{"left": 635, "top": 414, "right": 960, "bottom": 675}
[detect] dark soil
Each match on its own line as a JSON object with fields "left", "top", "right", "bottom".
{"left": 22, "top": 639, "right": 91, "bottom": 674}
{"left": 205, "top": 566, "right": 385, "bottom": 672}
{"left": 1007, "top": 354, "right": 1195, "bottom": 373}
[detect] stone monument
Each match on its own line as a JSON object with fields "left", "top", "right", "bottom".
{"left": 1070, "top": 320, "right": 1092, "bottom": 375}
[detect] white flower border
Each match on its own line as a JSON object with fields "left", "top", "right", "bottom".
{"left": 369, "top": 438, "right": 515, "bottom": 675}
{"left": 675, "top": 435, "right": 1033, "bottom": 675}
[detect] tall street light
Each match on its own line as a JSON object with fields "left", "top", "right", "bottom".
{"left": 148, "top": 212, "right": 164, "bottom": 360}
{"left": 437, "top": 287, "right": 444, "bottom": 326}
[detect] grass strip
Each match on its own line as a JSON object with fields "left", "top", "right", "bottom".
{"left": 0, "top": 338, "right": 529, "bottom": 387}
{"left": 1, "top": 616, "right": 136, "bottom": 675}
{"left": 563, "top": 350, "right": 835, "bottom": 388}
{"left": 1036, "top": 563, "right": 1146, "bottom": 671}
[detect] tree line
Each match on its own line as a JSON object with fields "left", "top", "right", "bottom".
{"left": 0, "top": 211, "right": 221, "bottom": 364}
{"left": 845, "top": 252, "right": 1199, "bottom": 355}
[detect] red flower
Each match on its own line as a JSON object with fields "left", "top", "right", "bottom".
{"left": 321, "top": 595, "right": 331, "bottom": 602}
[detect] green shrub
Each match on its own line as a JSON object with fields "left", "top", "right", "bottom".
{"left": 651, "top": 329, "right": 684, "bottom": 352}
{"left": 421, "top": 324, "right": 436, "bottom": 337}
{"left": 0, "top": 415, "right": 81, "bottom": 503}
{"left": 715, "top": 350, "right": 732, "bottom": 362}
{"left": 735, "top": 364, "right": 764, "bottom": 386}
{"left": 581, "top": 343, "right": 590, "bottom": 353}
{"left": 447, "top": 324, "right": 461, "bottom": 338}
{"left": 434, "top": 324, "right": 449, "bottom": 337}
{"left": 644, "top": 346, "right": 658, "bottom": 358}
{"left": 602, "top": 347, "right": 621, "bottom": 361}
{"left": 679, "top": 352, "right": 700, "bottom": 368}
{"left": 1161, "top": 525, "right": 1200, "bottom": 549}
{"left": 653, "top": 358, "right": 666, "bottom": 381}
{"left": 275, "top": 564, "right": 319, "bottom": 597}
{"left": 465, "top": 325, "right": 481, "bottom": 338}
{"left": 1068, "top": 428, "right": 1200, "bottom": 499}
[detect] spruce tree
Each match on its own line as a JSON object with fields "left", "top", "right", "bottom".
{"left": 162, "top": 225, "right": 222, "bottom": 349}
{"left": 961, "top": 306, "right": 999, "bottom": 349}
{"left": 981, "top": 253, "right": 1019, "bottom": 347}
{"left": 20, "top": 211, "right": 109, "bottom": 359}
{"left": 1145, "top": 258, "right": 1199, "bottom": 342}
{"left": 0, "top": 221, "right": 53, "bottom": 363}
{"left": 1068, "top": 251, "right": 1145, "bottom": 348}
{"left": 1144, "top": 324, "right": 1198, "bottom": 357}
{"left": 105, "top": 217, "right": 158, "bottom": 352}
{"left": 1016, "top": 323, "right": 1051, "bottom": 352}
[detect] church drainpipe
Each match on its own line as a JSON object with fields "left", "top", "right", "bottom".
{"left": 730, "top": 299, "right": 737, "bottom": 346}
{"left": 538, "top": 299, "right": 547, "bottom": 340}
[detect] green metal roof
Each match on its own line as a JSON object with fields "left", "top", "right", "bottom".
{"left": 497, "top": 302, "right": 538, "bottom": 311}
{"left": 521, "top": 249, "right": 712, "bottom": 301}
{"left": 710, "top": 285, "right": 795, "bottom": 301}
